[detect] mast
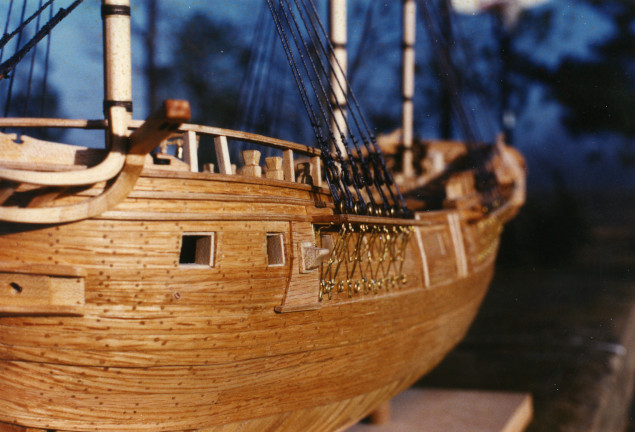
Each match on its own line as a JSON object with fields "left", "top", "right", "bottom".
{"left": 102, "top": 0, "right": 132, "bottom": 127}
{"left": 401, "top": 0, "right": 416, "bottom": 177}
{"left": 329, "top": 0, "right": 347, "bottom": 156}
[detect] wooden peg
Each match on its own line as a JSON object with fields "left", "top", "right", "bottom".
{"left": 242, "top": 150, "right": 261, "bottom": 166}
{"left": 265, "top": 157, "right": 284, "bottom": 180}
{"left": 368, "top": 400, "right": 391, "bottom": 425}
{"left": 241, "top": 150, "right": 262, "bottom": 178}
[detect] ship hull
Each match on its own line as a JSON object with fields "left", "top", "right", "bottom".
{"left": 0, "top": 166, "right": 512, "bottom": 432}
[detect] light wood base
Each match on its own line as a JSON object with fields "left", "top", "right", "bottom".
{"left": 347, "top": 389, "right": 532, "bottom": 432}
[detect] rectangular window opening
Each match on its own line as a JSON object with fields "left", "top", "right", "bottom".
{"left": 266, "top": 233, "right": 285, "bottom": 266}
{"left": 180, "top": 233, "right": 215, "bottom": 267}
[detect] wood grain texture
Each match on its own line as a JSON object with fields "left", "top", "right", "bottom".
{"left": 0, "top": 173, "right": 506, "bottom": 430}
{"left": 0, "top": 120, "right": 524, "bottom": 431}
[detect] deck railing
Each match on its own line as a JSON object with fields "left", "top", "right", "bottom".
{"left": 0, "top": 117, "right": 324, "bottom": 187}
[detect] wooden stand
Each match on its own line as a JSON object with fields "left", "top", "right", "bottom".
{"left": 347, "top": 389, "right": 532, "bottom": 432}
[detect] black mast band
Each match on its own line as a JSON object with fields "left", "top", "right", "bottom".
{"left": 101, "top": 5, "right": 131, "bottom": 17}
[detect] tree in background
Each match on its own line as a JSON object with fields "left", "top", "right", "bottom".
{"left": 549, "top": 0, "right": 635, "bottom": 167}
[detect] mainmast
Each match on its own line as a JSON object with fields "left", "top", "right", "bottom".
{"left": 102, "top": 0, "right": 132, "bottom": 126}
{"left": 329, "top": 0, "right": 347, "bottom": 156}
{"left": 401, "top": 0, "right": 416, "bottom": 178}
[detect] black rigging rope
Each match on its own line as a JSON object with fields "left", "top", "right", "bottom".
{"left": 278, "top": 0, "right": 367, "bottom": 213}
{"left": 303, "top": 0, "right": 410, "bottom": 217}
{"left": 0, "top": 0, "right": 54, "bottom": 54}
{"left": 418, "top": 0, "right": 501, "bottom": 204}
{"left": 0, "top": 0, "right": 16, "bottom": 64}
{"left": 267, "top": 0, "right": 409, "bottom": 218}
{"left": 0, "top": 0, "right": 84, "bottom": 82}
{"left": 40, "top": 0, "right": 54, "bottom": 116}
{"left": 24, "top": 0, "right": 46, "bottom": 116}
{"left": 3, "top": 0, "right": 28, "bottom": 118}
{"left": 266, "top": 0, "right": 345, "bottom": 209}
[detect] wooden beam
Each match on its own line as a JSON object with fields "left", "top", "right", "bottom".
{"left": 0, "top": 100, "right": 190, "bottom": 224}
{"left": 0, "top": 118, "right": 322, "bottom": 158}
{"left": 128, "top": 100, "right": 191, "bottom": 155}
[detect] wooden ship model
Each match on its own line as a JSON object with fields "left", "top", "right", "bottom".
{"left": 0, "top": 1, "right": 525, "bottom": 431}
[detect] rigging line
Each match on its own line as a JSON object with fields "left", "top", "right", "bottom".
{"left": 279, "top": 0, "right": 362, "bottom": 212}
{"left": 419, "top": 1, "right": 499, "bottom": 201}
{"left": 40, "top": 0, "right": 54, "bottom": 116}
{"left": 425, "top": 0, "right": 492, "bottom": 154}
{"left": 419, "top": 1, "right": 491, "bottom": 180}
{"left": 419, "top": 0, "right": 478, "bottom": 146}
{"left": 290, "top": 0, "right": 381, "bottom": 213}
{"left": 302, "top": 0, "right": 408, "bottom": 216}
{"left": 274, "top": 0, "right": 358, "bottom": 211}
{"left": 0, "top": 0, "right": 16, "bottom": 63}
{"left": 235, "top": 2, "right": 267, "bottom": 131}
{"left": 0, "top": 0, "right": 54, "bottom": 54}
{"left": 245, "top": 17, "right": 277, "bottom": 136}
{"left": 441, "top": 0, "right": 496, "bottom": 142}
{"left": 295, "top": 0, "right": 386, "bottom": 194}
{"left": 440, "top": 6, "right": 499, "bottom": 182}
{"left": 3, "top": 0, "right": 28, "bottom": 118}
{"left": 266, "top": 0, "right": 344, "bottom": 207}
{"left": 24, "top": 0, "right": 46, "bottom": 116}
{"left": 0, "top": 0, "right": 84, "bottom": 82}
{"left": 280, "top": 0, "right": 369, "bottom": 212}
{"left": 302, "top": 0, "right": 407, "bottom": 210}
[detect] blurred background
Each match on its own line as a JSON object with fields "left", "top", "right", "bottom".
{"left": 1, "top": 0, "right": 633, "bottom": 430}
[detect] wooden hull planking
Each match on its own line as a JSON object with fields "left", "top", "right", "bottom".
{"left": 0, "top": 164, "right": 514, "bottom": 431}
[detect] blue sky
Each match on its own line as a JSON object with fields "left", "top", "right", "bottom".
{"left": 1, "top": 0, "right": 632, "bottom": 190}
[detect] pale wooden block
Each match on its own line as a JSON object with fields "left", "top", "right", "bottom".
{"left": 265, "top": 170, "right": 284, "bottom": 181}
{"left": 242, "top": 150, "right": 261, "bottom": 166}
{"left": 0, "top": 272, "right": 85, "bottom": 316}
{"left": 241, "top": 165, "right": 262, "bottom": 178}
{"left": 265, "top": 156, "right": 283, "bottom": 171}
{"left": 368, "top": 400, "right": 391, "bottom": 425}
{"left": 298, "top": 241, "right": 330, "bottom": 273}
{"left": 347, "top": 389, "right": 532, "bottom": 432}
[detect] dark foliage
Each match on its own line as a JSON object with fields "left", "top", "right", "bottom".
{"left": 552, "top": 1, "right": 635, "bottom": 137}
{"left": 162, "top": 13, "right": 249, "bottom": 128}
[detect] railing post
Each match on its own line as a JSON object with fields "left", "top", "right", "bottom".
{"left": 283, "top": 149, "right": 295, "bottom": 182}
{"left": 183, "top": 130, "right": 199, "bottom": 172}
{"left": 214, "top": 135, "right": 232, "bottom": 175}
{"left": 311, "top": 156, "right": 322, "bottom": 187}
